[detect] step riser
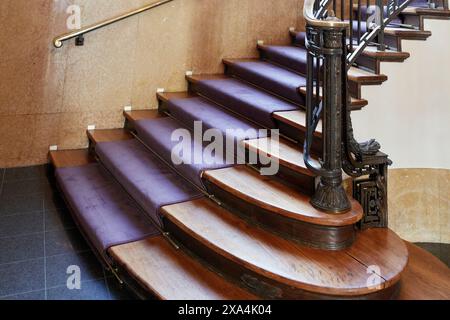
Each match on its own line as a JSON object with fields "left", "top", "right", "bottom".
{"left": 274, "top": 120, "right": 323, "bottom": 156}
{"left": 224, "top": 63, "right": 305, "bottom": 107}
{"left": 244, "top": 148, "right": 317, "bottom": 196}
{"left": 258, "top": 48, "right": 307, "bottom": 76}
{"left": 403, "top": 15, "right": 422, "bottom": 30}
{"left": 164, "top": 216, "right": 399, "bottom": 300}
{"left": 354, "top": 55, "right": 381, "bottom": 74}
{"left": 203, "top": 179, "right": 356, "bottom": 251}
{"left": 384, "top": 35, "right": 403, "bottom": 52}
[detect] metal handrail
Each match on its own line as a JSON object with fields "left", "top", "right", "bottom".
{"left": 53, "top": 0, "right": 173, "bottom": 48}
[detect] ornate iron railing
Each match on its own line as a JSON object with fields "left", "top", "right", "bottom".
{"left": 303, "top": 0, "right": 428, "bottom": 227}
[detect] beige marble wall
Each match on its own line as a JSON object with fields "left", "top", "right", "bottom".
{"left": 389, "top": 168, "right": 450, "bottom": 244}
{"left": 0, "top": 0, "right": 306, "bottom": 167}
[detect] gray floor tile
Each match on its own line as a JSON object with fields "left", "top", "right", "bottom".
{"left": 0, "top": 258, "right": 45, "bottom": 297}
{"left": 46, "top": 251, "right": 105, "bottom": 288}
{"left": 0, "top": 193, "right": 44, "bottom": 216}
{"left": 46, "top": 279, "right": 111, "bottom": 300}
{"left": 0, "top": 233, "right": 45, "bottom": 265}
{"left": 43, "top": 192, "right": 66, "bottom": 212}
{"left": 45, "top": 228, "right": 90, "bottom": 257}
{"left": 4, "top": 165, "right": 48, "bottom": 183}
{"left": 45, "top": 208, "right": 76, "bottom": 232}
{"left": 0, "top": 212, "right": 44, "bottom": 238}
{"left": 1, "top": 290, "right": 46, "bottom": 300}
{"left": 1, "top": 179, "right": 52, "bottom": 198}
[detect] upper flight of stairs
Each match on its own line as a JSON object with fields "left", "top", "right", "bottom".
{"left": 48, "top": 2, "right": 450, "bottom": 300}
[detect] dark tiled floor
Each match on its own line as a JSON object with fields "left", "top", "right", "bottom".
{"left": 0, "top": 165, "right": 135, "bottom": 300}
{"left": 415, "top": 242, "right": 450, "bottom": 268}
{"left": 0, "top": 165, "right": 449, "bottom": 300}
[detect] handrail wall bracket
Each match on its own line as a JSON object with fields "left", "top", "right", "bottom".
{"left": 53, "top": 0, "right": 173, "bottom": 48}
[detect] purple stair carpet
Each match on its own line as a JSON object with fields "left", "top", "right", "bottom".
{"left": 96, "top": 139, "right": 203, "bottom": 227}
{"left": 224, "top": 60, "right": 307, "bottom": 106}
{"left": 259, "top": 45, "right": 308, "bottom": 76}
{"left": 164, "top": 95, "right": 266, "bottom": 144}
{"left": 291, "top": 31, "right": 306, "bottom": 48}
{"left": 56, "top": 163, "right": 159, "bottom": 261}
{"left": 135, "top": 117, "right": 231, "bottom": 189}
{"left": 190, "top": 76, "right": 298, "bottom": 128}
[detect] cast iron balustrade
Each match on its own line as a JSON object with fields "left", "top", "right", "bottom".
{"left": 302, "top": 0, "right": 434, "bottom": 227}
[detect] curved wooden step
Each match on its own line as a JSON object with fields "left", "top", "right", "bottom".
{"left": 203, "top": 165, "right": 361, "bottom": 227}
{"left": 272, "top": 109, "right": 323, "bottom": 154}
{"left": 162, "top": 198, "right": 407, "bottom": 299}
{"left": 298, "top": 86, "right": 368, "bottom": 110}
{"left": 397, "top": 242, "right": 450, "bottom": 300}
{"left": 243, "top": 136, "right": 313, "bottom": 176}
{"left": 273, "top": 110, "right": 322, "bottom": 137}
{"left": 202, "top": 165, "right": 362, "bottom": 250}
{"left": 109, "top": 236, "right": 257, "bottom": 300}
{"left": 242, "top": 136, "right": 317, "bottom": 195}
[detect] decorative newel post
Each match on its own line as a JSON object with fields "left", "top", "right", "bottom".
{"left": 310, "top": 25, "right": 351, "bottom": 214}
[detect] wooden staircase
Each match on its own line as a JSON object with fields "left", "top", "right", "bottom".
{"left": 48, "top": 3, "right": 450, "bottom": 300}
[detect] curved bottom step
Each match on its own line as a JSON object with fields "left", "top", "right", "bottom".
{"left": 398, "top": 242, "right": 450, "bottom": 300}
{"left": 162, "top": 198, "right": 408, "bottom": 299}
{"left": 109, "top": 236, "right": 256, "bottom": 300}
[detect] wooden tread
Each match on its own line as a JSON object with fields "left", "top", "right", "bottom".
{"left": 109, "top": 236, "right": 257, "bottom": 300}
{"left": 162, "top": 198, "right": 407, "bottom": 298}
{"left": 49, "top": 149, "right": 94, "bottom": 168}
{"left": 384, "top": 27, "right": 432, "bottom": 39}
{"left": 299, "top": 86, "right": 368, "bottom": 110}
{"left": 87, "top": 128, "right": 133, "bottom": 146}
{"left": 398, "top": 242, "right": 450, "bottom": 300}
{"left": 203, "top": 165, "right": 362, "bottom": 227}
{"left": 186, "top": 74, "right": 228, "bottom": 84}
{"left": 273, "top": 110, "right": 322, "bottom": 137}
{"left": 348, "top": 66, "right": 388, "bottom": 84}
{"left": 157, "top": 91, "right": 196, "bottom": 104}
{"left": 359, "top": 46, "right": 410, "bottom": 61}
{"left": 243, "top": 136, "right": 315, "bottom": 177}
{"left": 124, "top": 109, "right": 161, "bottom": 123}
{"left": 402, "top": 7, "right": 450, "bottom": 17}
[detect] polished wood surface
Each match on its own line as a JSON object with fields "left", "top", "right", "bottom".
{"left": 87, "top": 129, "right": 133, "bottom": 145}
{"left": 384, "top": 28, "right": 432, "bottom": 39}
{"left": 243, "top": 136, "right": 315, "bottom": 176}
{"left": 187, "top": 74, "right": 229, "bottom": 84}
{"left": 109, "top": 236, "right": 256, "bottom": 300}
{"left": 360, "top": 46, "right": 410, "bottom": 60}
{"left": 203, "top": 165, "right": 362, "bottom": 226}
{"left": 124, "top": 110, "right": 161, "bottom": 123}
{"left": 273, "top": 110, "right": 323, "bottom": 136}
{"left": 397, "top": 242, "right": 450, "bottom": 300}
{"left": 346, "top": 228, "right": 409, "bottom": 288}
{"left": 157, "top": 91, "right": 195, "bottom": 103}
{"left": 348, "top": 67, "right": 388, "bottom": 84}
{"left": 163, "top": 198, "right": 405, "bottom": 297}
{"left": 298, "top": 86, "right": 368, "bottom": 109}
{"left": 49, "top": 149, "right": 94, "bottom": 168}
{"left": 402, "top": 8, "right": 450, "bottom": 17}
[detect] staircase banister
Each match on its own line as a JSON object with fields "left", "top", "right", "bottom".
{"left": 303, "top": 0, "right": 349, "bottom": 27}
{"left": 53, "top": 0, "right": 173, "bottom": 48}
